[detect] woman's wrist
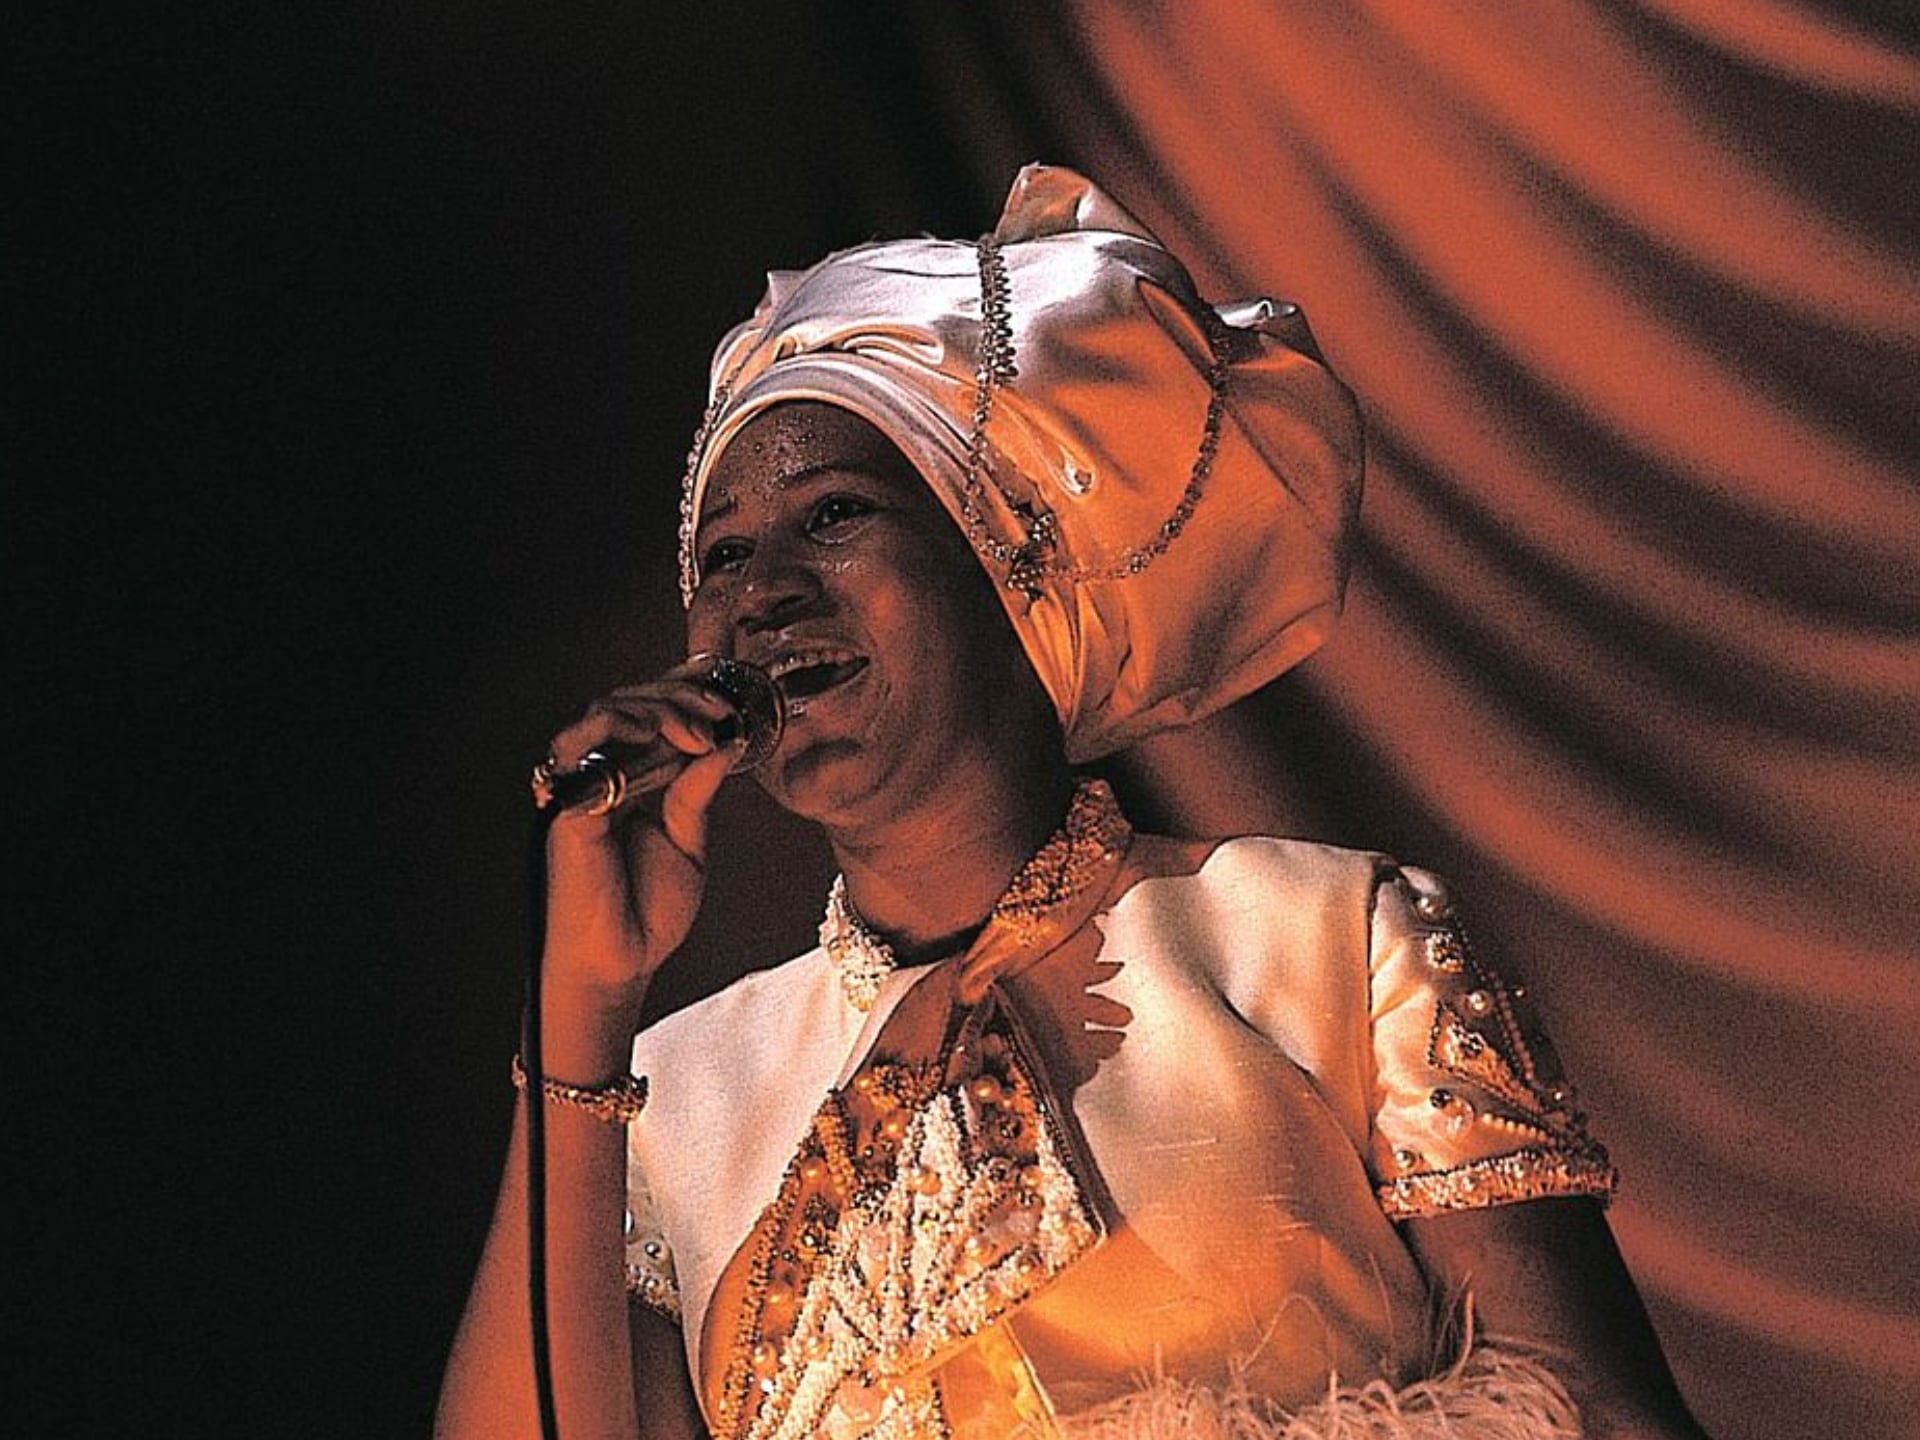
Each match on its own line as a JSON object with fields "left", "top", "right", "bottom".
{"left": 512, "top": 1052, "right": 648, "bottom": 1125}
{"left": 525, "top": 984, "right": 648, "bottom": 1088}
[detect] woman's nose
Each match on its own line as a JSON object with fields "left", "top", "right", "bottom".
{"left": 734, "top": 536, "right": 824, "bottom": 633}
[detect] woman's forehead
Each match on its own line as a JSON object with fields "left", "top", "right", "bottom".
{"left": 701, "top": 402, "right": 922, "bottom": 516}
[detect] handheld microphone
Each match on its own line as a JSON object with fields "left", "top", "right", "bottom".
{"left": 537, "top": 655, "right": 785, "bottom": 816}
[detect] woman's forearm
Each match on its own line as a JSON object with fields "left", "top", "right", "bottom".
{"left": 436, "top": 1011, "right": 642, "bottom": 1440}
{"left": 449, "top": 669, "right": 735, "bottom": 1437}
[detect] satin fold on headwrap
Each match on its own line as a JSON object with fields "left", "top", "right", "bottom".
{"left": 684, "top": 163, "right": 1363, "bottom": 761}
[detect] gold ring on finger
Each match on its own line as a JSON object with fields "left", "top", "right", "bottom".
{"left": 529, "top": 754, "right": 560, "bottom": 809}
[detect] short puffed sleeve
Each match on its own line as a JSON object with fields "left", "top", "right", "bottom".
{"left": 1367, "top": 865, "right": 1617, "bottom": 1220}
{"left": 624, "top": 1138, "right": 682, "bottom": 1323}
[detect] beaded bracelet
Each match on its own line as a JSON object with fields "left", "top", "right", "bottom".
{"left": 510, "top": 1053, "right": 649, "bottom": 1126}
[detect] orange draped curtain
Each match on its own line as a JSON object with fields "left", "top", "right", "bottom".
{"left": 879, "top": 3, "right": 1919, "bottom": 1435}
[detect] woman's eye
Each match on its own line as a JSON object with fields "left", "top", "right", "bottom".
{"left": 700, "top": 537, "right": 753, "bottom": 574}
{"left": 808, "top": 494, "right": 876, "bottom": 535}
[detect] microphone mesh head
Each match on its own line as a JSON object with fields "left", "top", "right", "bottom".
{"left": 696, "top": 655, "right": 785, "bottom": 772}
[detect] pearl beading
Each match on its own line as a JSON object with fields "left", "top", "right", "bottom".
{"left": 714, "top": 1001, "right": 1101, "bottom": 1440}
{"left": 1376, "top": 875, "right": 1616, "bottom": 1220}
{"left": 818, "top": 875, "right": 897, "bottom": 1012}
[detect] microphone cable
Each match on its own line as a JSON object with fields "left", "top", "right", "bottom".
{"left": 525, "top": 804, "right": 563, "bottom": 1440}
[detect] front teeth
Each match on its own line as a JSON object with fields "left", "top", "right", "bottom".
{"left": 767, "top": 649, "right": 857, "bottom": 682}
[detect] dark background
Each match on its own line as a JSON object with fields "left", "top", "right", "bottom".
{"left": 16, "top": 5, "right": 1047, "bottom": 1434}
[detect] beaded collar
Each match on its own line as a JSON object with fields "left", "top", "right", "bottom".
{"left": 817, "top": 777, "right": 1132, "bottom": 1010}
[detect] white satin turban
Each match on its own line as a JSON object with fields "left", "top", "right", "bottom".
{"left": 681, "top": 164, "right": 1363, "bottom": 762}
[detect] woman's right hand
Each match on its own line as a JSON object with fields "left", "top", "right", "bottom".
{"left": 534, "top": 664, "right": 746, "bottom": 1071}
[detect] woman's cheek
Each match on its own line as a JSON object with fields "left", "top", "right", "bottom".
{"left": 684, "top": 591, "right": 733, "bottom": 654}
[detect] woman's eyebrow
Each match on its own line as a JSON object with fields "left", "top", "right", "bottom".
{"left": 696, "top": 461, "right": 889, "bottom": 538}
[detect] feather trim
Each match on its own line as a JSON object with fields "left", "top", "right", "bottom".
{"left": 1060, "top": 1344, "right": 1581, "bottom": 1440}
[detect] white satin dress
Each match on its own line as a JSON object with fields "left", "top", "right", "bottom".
{"left": 622, "top": 788, "right": 1612, "bottom": 1439}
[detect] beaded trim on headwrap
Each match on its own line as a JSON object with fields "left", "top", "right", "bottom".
{"left": 955, "top": 236, "right": 1235, "bottom": 600}
{"left": 677, "top": 365, "right": 741, "bottom": 608}
{"left": 674, "top": 234, "right": 1236, "bottom": 608}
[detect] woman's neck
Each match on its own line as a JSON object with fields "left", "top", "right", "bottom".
{"left": 826, "top": 763, "right": 1078, "bottom": 957}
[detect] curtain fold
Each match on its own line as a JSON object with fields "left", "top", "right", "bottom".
{"left": 891, "top": 3, "right": 1919, "bottom": 1434}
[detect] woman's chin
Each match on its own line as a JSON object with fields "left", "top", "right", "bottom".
{"left": 752, "top": 734, "right": 883, "bottom": 825}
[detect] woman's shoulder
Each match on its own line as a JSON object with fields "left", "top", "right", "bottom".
{"left": 1120, "top": 829, "right": 1401, "bottom": 919}
{"left": 1104, "top": 831, "right": 1417, "bottom": 1029}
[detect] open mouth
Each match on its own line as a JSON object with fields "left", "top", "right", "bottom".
{"left": 766, "top": 649, "right": 869, "bottom": 703}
